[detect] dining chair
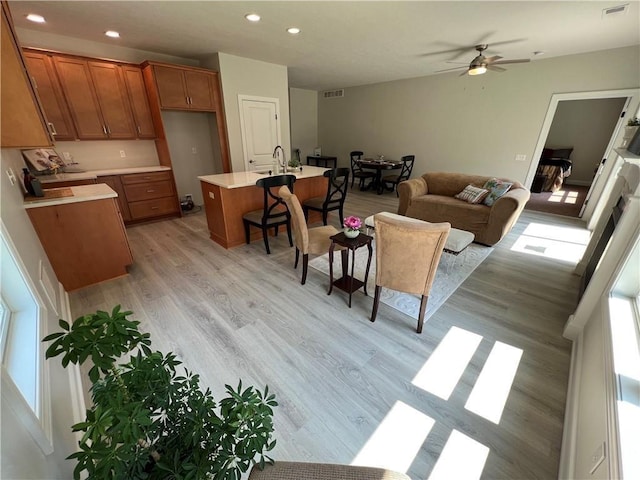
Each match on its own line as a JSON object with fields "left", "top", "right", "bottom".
{"left": 371, "top": 212, "right": 450, "bottom": 333}
{"left": 242, "top": 175, "right": 296, "bottom": 254}
{"left": 279, "top": 186, "right": 346, "bottom": 285}
{"left": 381, "top": 155, "right": 415, "bottom": 196}
{"left": 350, "top": 150, "right": 375, "bottom": 189}
{"left": 302, "top": 167, "right": 350, "bottom": 226}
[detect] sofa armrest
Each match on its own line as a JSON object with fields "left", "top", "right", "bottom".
{"left": 484, "top": 188, "right": 531, "bottom": 245}
{"left": 398, "top": 177, "right": 428, "bottom": 215}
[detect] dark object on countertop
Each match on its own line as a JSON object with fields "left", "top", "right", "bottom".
{"left": 627, "top": 127, "right": 640, "bottom": 155}
{"left": 22, "top": 168, "right": 36, "bottom": 195}
{"left": 31, "top": 177, "right": 44, "bottom": 197}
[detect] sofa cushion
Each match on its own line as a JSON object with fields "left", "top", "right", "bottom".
{"left": 423, "top": 172, "right": 491, "bottom": 197}
{"left": 454, "top": 184, "right": 489, "bottom": 204}
{"left": 482, "top": 178, "right": 513, "bottom": 206}
{"left": 406, "top": 195, "right": 491, "bottom": 233}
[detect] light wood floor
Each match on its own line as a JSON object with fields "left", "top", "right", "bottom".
{"left": 70, "top": 188, "right": 585, "bottom": 479}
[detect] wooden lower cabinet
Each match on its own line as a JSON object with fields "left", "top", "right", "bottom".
{"left": 99, "top": 170, "right": 180, "bottom": 224}
{"left": 27, "top": 197, "right": 133, "bottom": 291}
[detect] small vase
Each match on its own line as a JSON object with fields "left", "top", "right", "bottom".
{"left": 344, "top": 228, "right": 359, "bottom": 239}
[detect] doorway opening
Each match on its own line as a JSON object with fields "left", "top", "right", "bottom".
{"left": 524, "top": 89, "right": 639, "bottom": 225}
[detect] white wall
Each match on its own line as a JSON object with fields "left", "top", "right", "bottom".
{"left": 212, "top": 53, "right": 290, "bottom": 173}
{"left": 162, "top": 111, "right": 221, "bottom": 205}
{"left": 317, "top": 46, "right": 640, "bottom": 185}
{"left": 53, "top": 140, "right": 159, "bottom": 171}
{"left": 289, "top": 87, "right": 318, "bottom": 161}
{"left": 545, "top": 98, "right": 627, "bottom": 185}
{"left": 1, "top": 148, "right": 79, "bottom": 479}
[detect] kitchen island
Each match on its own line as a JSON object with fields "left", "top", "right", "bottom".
{"left": 199, "top": 166, "right": 328, "bottom": 249}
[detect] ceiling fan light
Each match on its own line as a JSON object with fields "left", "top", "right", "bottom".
{"left": 468, "top": 65, "right": 487, "bottom": 75}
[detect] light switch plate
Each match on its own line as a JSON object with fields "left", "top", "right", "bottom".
{"left": 119, "top": 150, "right": 126, "bottom": 158}
{"left": 6, "top": 168, "right": 16, "bottom": 185}
{"left": 515, "top": 154, "right": 527, "bottom": 162}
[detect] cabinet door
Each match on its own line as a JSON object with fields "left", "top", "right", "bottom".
{"left": 99, "top": 175, "right": 131, "bottom": 222}
{"left": 184, "top": 70, "right": 215, "bottom": 111}
{"left": 53, "top": 56, "right": 106, "bottom": 140}
{"left": 0, "top": 4, "right": 52, "bottom": 148}
{"left": 121, "top": 65, "right": 156, "bottom": 139}
{"left": 154, "top": 65, "right": 189, "bottom": 109}
{"left": 23, "top": 51, "right": 77, "bottom": 141}
{"left": 88, "top": 61, "right": 136, "bottom": 139}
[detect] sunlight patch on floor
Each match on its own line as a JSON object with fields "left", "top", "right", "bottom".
{"left": 548, "top": 190, "right": 579, "bottom": 204}
{"left": 352, "top": 401, "right": 434, "bottom": 473}
{"left": 510, "top": 222, "right": 589, "bottom": 262}
{"left": 412, "top": 326, "right": 483, "bottom": 400}
{"left": 427, "top": 430, "right": 490, "bottom": 480}
{"left": 465, "top": 341, "right": 523, "bottom": 424}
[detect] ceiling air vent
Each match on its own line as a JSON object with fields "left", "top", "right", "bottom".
{"left": 323, "top": 89, "right": 344, "bottom": 99}
{"left": 602, "top": 4, "right": 628, "bottom": 18}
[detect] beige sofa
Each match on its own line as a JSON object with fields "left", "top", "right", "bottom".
{"left": 397, "top": 172, "right": 530, "bottom": 246}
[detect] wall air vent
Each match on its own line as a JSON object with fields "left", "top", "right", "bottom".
{"left": 602, "top": 4, "right": 628, "bottom": 18}
{"left": 323, "top": 89, "right": 344, "bottom": 99}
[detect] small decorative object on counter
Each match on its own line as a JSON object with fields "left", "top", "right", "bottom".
{"left": 22, "top": 168, "right": 36, "bottom": 195}
{"left": 343, "top": 215, "right": 362, "bottom": 238}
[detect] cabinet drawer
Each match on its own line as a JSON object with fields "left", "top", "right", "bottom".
{"left": 128, "top": 197, "right": 179, "bottom": 220}
{"left": 122, "top": 171, "right": 171, "bottom": 185}
{"left": 124, "top": 180, "right": 173, "bottom": 202}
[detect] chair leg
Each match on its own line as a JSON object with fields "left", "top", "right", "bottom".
{"left": 243, "top": 220, "right": 250, "bottom": 245}
{"left": 417, "top": 295, "right": 429, "bottom": 333}
{"left": 301, "top": 254, "right": 309, "bottom": 284}
{"left": 294, "top": 248, "right": 300, "bottom": 269}
{"left": 262, "top": 228, "right": 271, "bottom": 254}
{"left": 350, "top": 176, "right": 355, "bottom": 189}
{"left": 322, "top": 210, "right": 328, "bottom": 226}
{"left": 371, "top": 285, "right": 382, "bottom": 322}
{"left": 339, "top": 208, "right": 344, "bottom": 228}
{"left": 286, "top": 222, "right": 293, "bottom": 247}
{"left": 303, "top": 206, "right": 309, "bottom": 222}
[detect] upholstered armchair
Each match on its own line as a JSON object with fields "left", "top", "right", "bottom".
{"left": 279, "top": 186, "right": 346, "bottom": 285}
{"left": 249, "top": 461, "right": 411, "bottom": 480}
{"left": 371, "top": 212, "right": 450, "bottom": 333}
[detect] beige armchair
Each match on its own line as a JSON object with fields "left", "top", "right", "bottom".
{"left": 279, "top": 186, "right": 345, "bottom": 285}
{"left": 249, "top": 461, "right": 411, "bottom": 480}
{"left": 371, "top": 212, "right": 450, "bottom": 333}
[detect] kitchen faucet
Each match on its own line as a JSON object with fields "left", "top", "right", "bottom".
{"left": 272, "top": 145, "right": 286, "bottom": 174}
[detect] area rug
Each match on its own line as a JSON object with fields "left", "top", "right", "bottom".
{"left": 308, "top": 241, "right": 493, "bottom": 320}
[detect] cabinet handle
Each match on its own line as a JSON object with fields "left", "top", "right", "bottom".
{"left": 151, "top": 206, "right": 159, "bottom": 210}
{"left": 107, "top": 126, "right": 111, "bottom": 135}
{"left": 146, "top": 189, "right": 155, "bottom": 193}
{"left": 102, "top": 125, "right": 108, "bottom": 135}
{"left": 137, "top": 125, "right": 141, "bottom": 134}
{"left": 47, "top": 122, "right": 58, "bottom": 136}
{"left": 143, "top": 176, "right": 151, "bottom": 180}
{"left": 186, "top": 96, "right": 190, "bottom": 105}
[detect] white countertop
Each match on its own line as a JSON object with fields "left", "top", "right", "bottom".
{"left": 24, "top": 184, "right": 117, "bottom": 209}
{"left": 198, "top": 166, "right": 328, "bottom": 189}
{"left": 38, "top": 165, "right": 171, "bottom": 184}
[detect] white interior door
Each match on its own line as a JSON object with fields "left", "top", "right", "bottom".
{"left": 239, "top": 96, "right": 280, "bottom": 172}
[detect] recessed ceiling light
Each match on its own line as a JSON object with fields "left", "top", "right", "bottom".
{"left": 245, "top": 13, "right": 261, "bottom": 22}
{"left": 26, "top": 13, "right": 45, "bottom": 23}
{"left": 105, "top": 30, "right": 120, "bottom": 38}
{"left": 287, "top": 27, "right": 301, "bottom": 35}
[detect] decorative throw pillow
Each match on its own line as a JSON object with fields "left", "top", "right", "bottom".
{"left": 482, "top": 178, "right": 513, "bottom": 206}
{"left": 454, "top": 184, "right": 489, "bottom": 204}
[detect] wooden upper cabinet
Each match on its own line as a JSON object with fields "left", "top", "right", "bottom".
{"left": 53, "top": 56, "right": 107, "bottom": 140}
{"left": 153, "top": 64, "right": 216, "bottom": 111}
{"left": 23, "top": 51, "right": 77, "bottom": 141}
{"left": 87, "top": 61, "right": 136, "bottom": 139}
{"left": 121, "top": 65, "right": 156, "bottom": 139}
{"left": 0, "top": 3, "right": 52, "bottom": 148}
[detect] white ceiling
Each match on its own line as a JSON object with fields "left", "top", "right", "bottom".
{"left": 9, "top": 1, "right": 640, "bottom": 91}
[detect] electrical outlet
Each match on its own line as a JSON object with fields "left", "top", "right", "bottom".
{"left": 515, "top": 154, "right": 527, "bottom": 162}
{"left": 6, "top": 168, "right": 16, "bottom": 186}
{"left": 62, "top": 151, "right": 72, "bottom": 161}
{"left": 185, "top": 194, "right": 193, "bottom": 201}
{"left": 191, "top": 147, "right": 198, "bottom": 154}
{"left": 119, "top": 150, "right": 126, "bottom": 158}
{"left": 208, "top": 191, "right": 215, "bottom": 199}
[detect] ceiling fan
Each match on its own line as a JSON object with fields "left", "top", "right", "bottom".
{"left": 436, "top": 44, "right": 530, "bottom": 76}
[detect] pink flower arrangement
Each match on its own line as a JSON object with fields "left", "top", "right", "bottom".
{"left": 343, "top": 215, "right": 362, "bottom": 232}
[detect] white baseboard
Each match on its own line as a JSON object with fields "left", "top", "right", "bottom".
{"left": 558, "top": 332, "right": 582, "bottom": 479}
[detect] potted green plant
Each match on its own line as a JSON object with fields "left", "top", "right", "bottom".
{"left": 623, "top": 117, "right": 640, "bottom": 147}
{"left": 43, "top": 305, "right": 277, "bottom": 479}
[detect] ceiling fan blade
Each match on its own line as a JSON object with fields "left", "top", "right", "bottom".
{"left": 487, "top": 65, "right": 507, "bottom": 72}
{"left": 445, "top": 61, "right": 470, "bottom": 65}
{"left": 435, "top": 65, "right": 467, "bottom": 73}
{"left": 484, "top": 55, "right": 503, "bottom": 64}
{"left": 492, "top": 59, "right": 531, "bottom": 65}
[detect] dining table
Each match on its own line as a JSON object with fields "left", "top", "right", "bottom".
{"left": 356, "top": 158, "right": 402, "bottom": 194}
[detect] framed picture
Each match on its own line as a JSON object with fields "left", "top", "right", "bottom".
{"left": 21, "top": 148, "right": 65, "bottom": 172}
